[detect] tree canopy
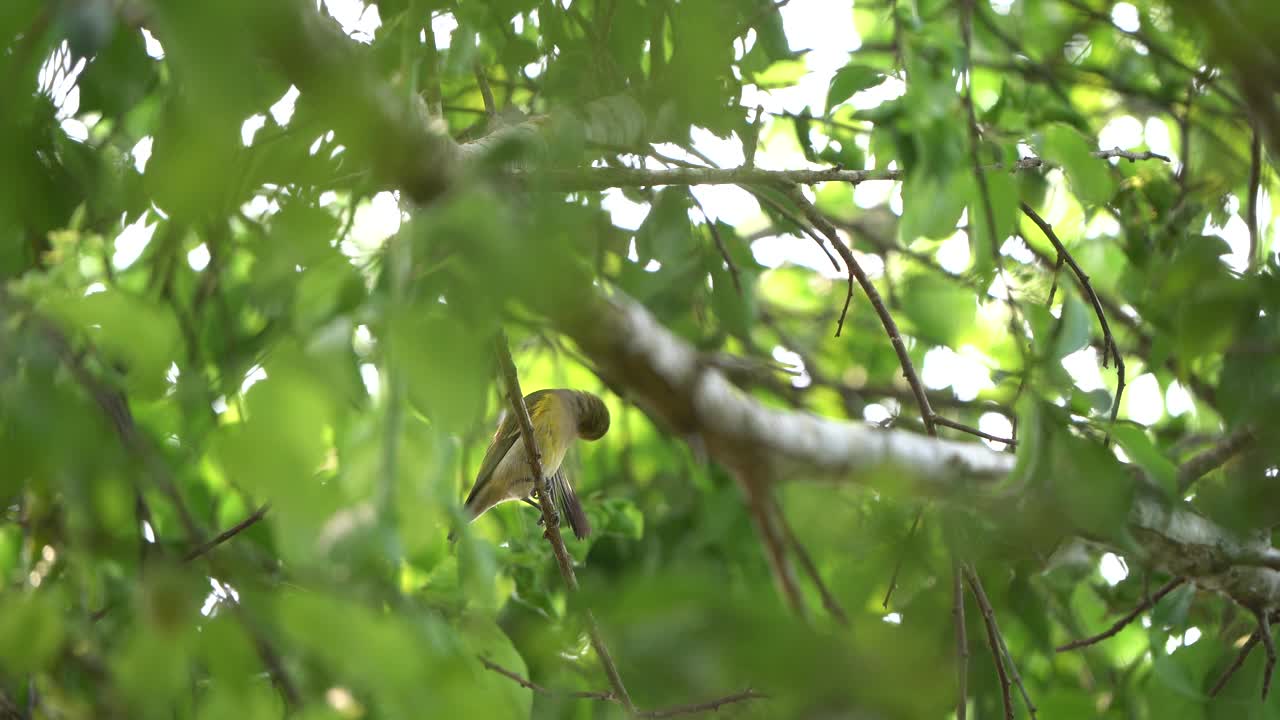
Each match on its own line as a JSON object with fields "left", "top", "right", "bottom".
{"left": 2, "top": 0, "right": 1279, "bottom": 717}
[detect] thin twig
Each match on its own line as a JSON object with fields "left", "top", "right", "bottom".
{"left": 748, "top": 187, "right": 841, "bottom": 271}
{"left": 479, "top": 657, "right": 767, "bottom": 718}
{"left": 1247, "top": 127, "right": 1262, "bottom": 273}
{"left": 1259, "top": 610, "right": 1277, "bottom": 699}
{"left": 769, "top": 494, "right": 849, "bottom": 625}
{"left": 1020, "top": 203, "right": 1125, "bottom": 442}
{"left": 958, "top": 0, "right": 1002, "bottom": 271}
{"left": 1045, "top": 252, "right": 1065, "bottom": 306}
{"left": 991, "top": 596, "right": 1039, "bottom": 719}
{"left": 782, "top": 186, "right": 938, "bottom": 436}
{"left": 421, "top": 12, "right": 443, "bottom": 118}
{"left": 1057, "top": 577, "right": 1186, "bottom": 651}
{"left": 474, "top": 64, "right": 497, "bottom": 119}
{"left": 738, "top": 467, "right": 807, "bottom": 618}
{"left": 932, "top": 416, "right": 1017, "bottom": 447}
{"left": 183, "top": 505, "right": 271, "bottom": 562}
{"left": 493, "top": 332, "right": 636, "bottom": 713}
{"left": 1175, "top": 426, "right": 1255, "bottom": 494}
{"left": 965, "top": 568, "right": 1013, "bottom": 720}
{"left": 640, "top": 689, "right": 769, "bottom": 719}
{"left": 953, "top": 558, "right": 969, "bottom": 720}
{"left": 967, "top": 565, "right": 1036, "bottom": 718}
{"left": 689, "top": 192, "right": 743, "bottom": 296}
{"left": 882, "top": 511, "right": 923, "bottom": 609}
{"left": 478, "top": 657, "right": 615, "bottom": 701}
{"left": 834, "top": 272, "right": 856, "bottom": 338}
{"left": 1210, "top": 631, "right": 1261, "bottom": 696}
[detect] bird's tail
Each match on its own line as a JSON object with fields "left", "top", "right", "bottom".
{"left": 548, "top": 469, "right": 591, "bottom": 540}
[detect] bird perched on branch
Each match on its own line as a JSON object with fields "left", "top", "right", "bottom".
{"left": 453, "top": 389, "right": 610, "bottom": 540}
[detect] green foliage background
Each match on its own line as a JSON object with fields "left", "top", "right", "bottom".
{"left": 1, "top": 0, "right": 1278, "bottom": 718}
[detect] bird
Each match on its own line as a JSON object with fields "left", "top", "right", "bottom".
{"left": 453, "top": 389, "right": 610, "bottom": 540}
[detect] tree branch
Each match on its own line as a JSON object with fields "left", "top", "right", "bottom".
{"left": 781, "top": 186, "right": 938, "bottom": 436}
{"left": 1211, "top": 630, "right": 1261, "bottom": 696}
{"left": 1175, "top": 426, "right": 1255, "bottom": 494}
{"left": 478, "top": 657, "right": 766, "bottom": 718}
{"left": 1247, "top": 127, "right": 1262, "bottom": 272}
{"left": 183, "top": 505, "right": 271, "bottom": 562}
{"left": 511, "top": 149, "right": 1167, "bottom": 192}
{"left": 1056, "top": 577, "right": 1186, "bottom": 652}
{"left": 1020, "top": 202, "right": 1126, "bottom": 441}
{"left": 493, "top": 332, "right": 636, "bottom": 712}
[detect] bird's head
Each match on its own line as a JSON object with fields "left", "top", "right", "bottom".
{"left": 568, "top": 390, "right": 611, "bottom": 440}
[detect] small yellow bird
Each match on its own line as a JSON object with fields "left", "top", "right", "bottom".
{"left": 456, "top": 389, "right": 610, "bottom": 540}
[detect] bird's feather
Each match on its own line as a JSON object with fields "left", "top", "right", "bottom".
{"left": 549, "top": 467, "right": 591, "bottom": 539}
{"left": 464, "top": 389, "right": 552, "bottom": 510}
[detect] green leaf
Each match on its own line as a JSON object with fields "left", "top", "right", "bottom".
{"left": 1045, "top": 416, "right": 1135, "bottom": 543}
{"left": 1111, "top": 424, "right": 1178, "bottom": 496}
{"left": 898, "top": 274, "right": 978, "bottom": 346}
{"left": 0, "top": 591, "right": 65, "bottom": 675}
{"left": 636, "top": 189, "right": 694, "bottom": 266}
{"left": 901, "top": 170, "right": 971, "bottom": 241}
{"left": 827, "top": 64, "right": 885, "bottom": 112}
{"left": 1037, "top": 123, "right": 1115, "bottom": 207}
{"left": 968, "top": 168, "right": 1019, "bottom": 283}
{"left": 1052, "top": 294, "right": 1093, "bottom": 361}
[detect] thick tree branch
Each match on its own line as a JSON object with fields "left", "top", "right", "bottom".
{"left": 560, "top": 292, "right": 1012, "bottom": 487}
{"left": 510, "top": 149, "right": 1167, "bottom": 192}
{"left": 552, "top": 289, "right": 1280, "bottom": 614}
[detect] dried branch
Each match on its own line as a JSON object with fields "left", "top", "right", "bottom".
{"left": 1056, "top": 577, "right": 1186, "bottom": 652}
{"left": 1020, "top": 202, "right": 1125, "bottom": 441}
{"left": 479, "top": 657, "right": 766, "bottom": 718}
{"left": 493, "top": 331, "right": 636, "bottom": 712}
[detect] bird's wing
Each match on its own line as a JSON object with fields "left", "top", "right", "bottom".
{"left": 464, "top": 390, "right": 549, "bottom": 508}
{"left": 548, "top": 467, "right": 591, "bottom": 540}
